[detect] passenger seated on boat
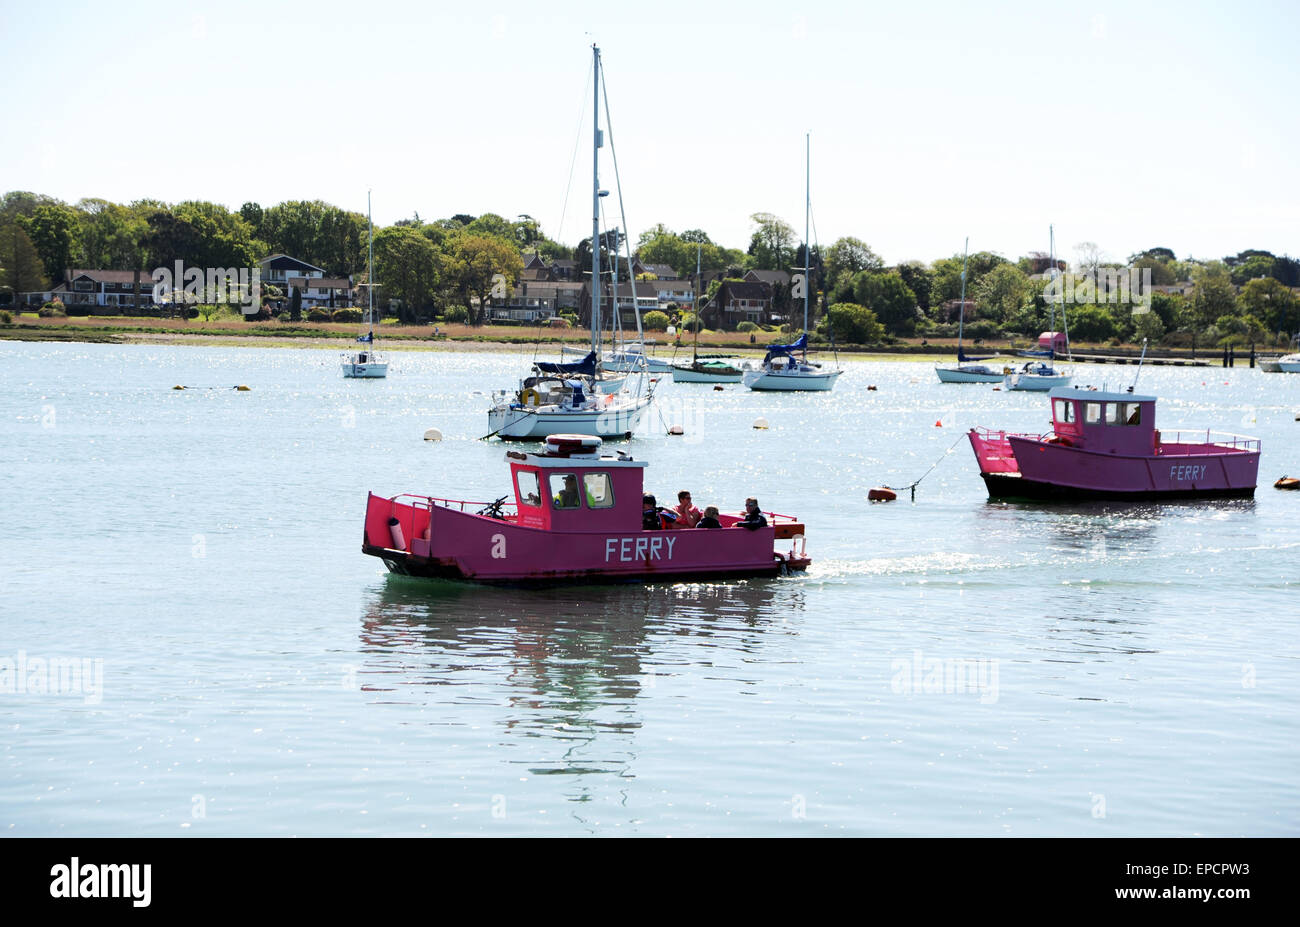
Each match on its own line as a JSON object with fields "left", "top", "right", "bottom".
{"left": 737, "top": 498, "right": 767, "bottom": 530}
{"left": 672, "top": 491, "right": 702, "bottom": 528}
{"left": 697, "top": 506, "right": 721, "bottom": 529}
{"left": 554, "top": 475, "right": 580, "bottom": 509}
{"left": 642, "top": 494, "right": 677, "bottom": 530}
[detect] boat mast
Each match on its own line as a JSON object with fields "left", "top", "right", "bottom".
{"left": 956, "top": 237, "right": 969, "bottom": 360}
{"left": 367, "top": 190, "right": 374, "bottom": 338}
{"left": 804, "top": 132, "right": 810, "bottom": 359}
{"left": 688, "top": 242, "right": 698, "bottom": 364}
{"left": 1047, "top": 225, "right": 1056, "bottom": 358}
{"left": 591, "top": 44, "right": 602, "bottom": 363}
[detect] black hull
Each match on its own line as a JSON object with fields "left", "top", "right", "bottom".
{"left": 364, "top": 545, "right": 804, "bottom": 587}
{"left": 980, "top": 472, "right": 1256, "bottom": 502}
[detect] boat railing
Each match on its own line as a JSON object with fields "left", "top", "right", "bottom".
{"left": 391, "top": 493, "right": 518, "bottom": 517}
{"left": 1158, "top": 429, "right": 1261, "bottom": 452}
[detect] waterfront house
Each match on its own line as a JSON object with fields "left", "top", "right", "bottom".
{"left": 21, "top": 269, "right": 155, "bottom": 312}
{"left": 702, "top": 279, "right": 774, "bottom": 329}
{"left": 258, "top": 254, "right": 353, "bottom": 310}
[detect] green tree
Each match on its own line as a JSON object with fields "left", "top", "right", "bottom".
{"left": 19, "top": 203, "right": 81, "bottom": 281}
{"left": 1188, "top": 261, "right": 1236, "bottom": 333}
{"left": 973, "top": 263, "right": 1029, "bottom": 325}
{"left": 447, "top": 231, "right": 521, "bottom": 325}
{"left": 1239, "top": 276, "right": 1298, "bottom": 335}
{"left": 824, "top": 236, "right": 884, "bottom": 295}
{"left": 853, "top": 271, "right": 917, "bottom": 336}
{"left": 0, "top": 222, "right": 48, "bottom": 297}
{"left": 643, "top": 310, "right": 669, "bottom": 331}
{"left": 746, "top": 213, "right": 796, "bottom": 271}
{"left": 373, "top": 226, "right": 440, "bottom": 323}
{"left": 818, "top": 302, "right": 885, "bottom": 344}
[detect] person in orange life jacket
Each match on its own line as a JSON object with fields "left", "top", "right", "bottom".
{"left": 737, "top": 497, "right": 767, "bottom": 530}
{"left": 672, "top": 490, "right": 702, "bottom": 528}
{"left": 642, "top": 494, "right": 678, "bottom": 530}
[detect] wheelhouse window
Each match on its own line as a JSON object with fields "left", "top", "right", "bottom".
{"left": 1053, "top": 399, "right": 1075, "bottom": 423}
{"left": 1084, "top": 402, "right": 1103, "bottom": 424}
{"left": 582, "top": 472, "right": 614, "bottom": 508}
{"left": 1106, "top": 402, "right": 1141, "bottom": 426}
{"left": 549, "top": 472, "right": 581, "bottom": 509}
{"left": 516, "top": 470, "right": 541, "bottom": 508}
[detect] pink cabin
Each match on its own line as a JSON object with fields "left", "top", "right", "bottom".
{"left": 969, "top": 387, "right": 1260, "bottom": 500}
{"left": 1038, "top": 331, "right": 1068, "bottom": 354}
{"left": 362, "top": 435, "right": 810, "bottom": 584}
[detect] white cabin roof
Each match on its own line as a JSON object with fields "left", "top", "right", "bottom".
{"left": 1049, "top": 386, "right": 1156, "bottom": 404}
{"left": 506, "top": 451, "right": 648, "bottom": 469}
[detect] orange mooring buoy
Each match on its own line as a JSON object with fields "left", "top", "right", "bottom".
{"left": 934, "top": 420, "right": 943, "bottom": 427}
{"left": 868, "top": 487, "right": 898, "bottom": 502}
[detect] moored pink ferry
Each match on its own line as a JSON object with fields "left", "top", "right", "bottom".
{"left": 968, "top": 387, "right": 1260, "bottom": 500}
{"left": 362, "top": 435, "right": 810, "bottom": 584}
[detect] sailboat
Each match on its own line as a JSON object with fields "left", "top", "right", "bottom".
{"left": 743, "top": 134, "right": 842, "bottom": 392}
{"left": 935, "top": 238, "right": 1005, "bottom": 383}
{"left": 485, "top": 45, "right": 653, "bottom": 440}
{"left": 672, "top": 244, "right": 743, "bottom": 383}
{"left": 1004, "top": 225, "right": 1073, "bottom": 391}
{"left": 341, "top": 192, "right": 388, "bottom": 378}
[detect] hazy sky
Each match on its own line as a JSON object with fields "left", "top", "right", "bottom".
{"left": 3, "top": 0, "right": 1296, "bottom": 266}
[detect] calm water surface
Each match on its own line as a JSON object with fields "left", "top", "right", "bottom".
{"left": 2, "top": 341, "right": 1298, "bottom": 835}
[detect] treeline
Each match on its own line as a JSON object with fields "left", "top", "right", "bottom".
{"left": 3, "top": 190, "right": 1298, "bottom": 347}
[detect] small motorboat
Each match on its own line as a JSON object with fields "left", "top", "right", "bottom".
{"left": 1277, "top": 353, "right": 1300, "bottom": 373}
{"left": 362, "top": 434, "right": 811, "bottom": 584}
{"left": 968, "top": 386, "right": 1260, "bottom": 500}
{"left": 1275, "top": 477, "right": 1300, "bottom": 490}
{"left": 1003, "top": 359, "right": 1072, "bottom": 391}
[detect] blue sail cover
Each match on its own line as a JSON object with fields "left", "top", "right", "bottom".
{"left": 536, "top": 351, "right": 597, "bottom": 376}
{"left": 763, "top": 333, "right": 807, "bottom": 363}
{"left": 356, "top": 331, "right": 374, "bottom": 344}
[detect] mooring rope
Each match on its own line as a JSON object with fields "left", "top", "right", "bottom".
{"left": 883, "top": 432, "right": 970, "bottom": 501}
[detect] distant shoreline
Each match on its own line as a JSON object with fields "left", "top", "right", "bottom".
{"left": 0, "top": 316, "right": 1262, "bottom": 364}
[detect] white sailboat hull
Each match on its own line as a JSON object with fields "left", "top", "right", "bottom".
{"left": 604, "top": 355, "right": 672, "bottom": 374}
{"left": 488, "top": 397, "right": 652, "bottom": 440}
{"left": 342, "top": 351, "right": 388, "bottom": 378}
{"left": 743, "top": 367, "right": 842, "bottom": 391}
{"left": 935, "top": 365, "right": 1006, "bottom": 383}
{"left": 671, "top": 366, "right": 743, "bottom": 383}
{"left": 1004, "top": 371, "right": 1072, "bottom": 391}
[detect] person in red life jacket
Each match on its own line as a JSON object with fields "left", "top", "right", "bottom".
{"left": 737, "top": 497, "right": 767, "bottom": 530}
{"left": 672, "top": 490, "right": 702, "bottom": 528}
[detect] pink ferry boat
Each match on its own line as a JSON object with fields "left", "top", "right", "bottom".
{"left": 968, "top": 387, "right": 1260, "bottom": 500}
{"left": 362, "top": 435, "right": 810, "bottom": 584}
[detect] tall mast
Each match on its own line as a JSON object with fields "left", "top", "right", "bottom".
{"left": 694, "top": 242, "right": 702, "bottom": 362}
{"left": 804, "top": 132, "right": 810, "bottom": 355}
{"left": 367, "top": 191, "right": 375, "bottom": 333}
{"left": 591, "top": 44, "right": 602, "bottom": 359}
{"left": 957, "top": 237, "right": 969, "bottom": 358}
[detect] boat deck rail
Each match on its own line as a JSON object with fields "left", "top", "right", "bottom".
{"left": 1157, "top": 430, "right": 1260, "bottom": 453}
{"left": 392, "top": 493, "right": 519, "bottom": 519}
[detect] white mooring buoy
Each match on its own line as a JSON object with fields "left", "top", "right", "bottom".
{"left": 753, "top": 417, "right": 769, "bottom": 430}
{"left": 423, "top": 428, "right": 443, "bottom": 442}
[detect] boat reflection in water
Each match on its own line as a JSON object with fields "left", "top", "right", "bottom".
{"left": 357, "top": 576, "right": 805, "bottom": 795}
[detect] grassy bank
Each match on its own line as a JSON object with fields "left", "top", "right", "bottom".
{"left": 0, "top": 313, "right": 1255, "bottom": 363}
